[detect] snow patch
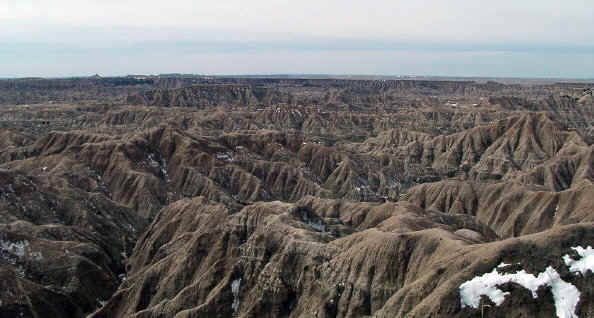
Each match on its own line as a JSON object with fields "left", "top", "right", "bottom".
{"left": 147, "top": 153, "right": 169, "bottom": 180}
{"left": 300, "top": 211, "right": 325, "bottom": 232}
{"left": 147, "top": 153, "right": 160, "bottom": 168}
{"left": 160, "top": 158, "right": 168, "bottom": 181}
{"left": 15, "top": 265, "right": 25, "bottom": 277}
{"left": 309, "top": 219, "right": 326, "bottom": 232}
{"left": 354, "top": 185, "right": 369, "bottom": 192}
{"left": 215, "top": 152, "right": 233, "bottom": 162}
{"left": 460, "top": 263, "right": 580, "bottom": 318}
{"left": 30, "top": 251, "right": 43, "bottom": 261}
{"left": 97, "top": 298, "right": 108, "bottom": 307}
{"left": 563, "top": 246, "right": 594, "bottom": 276}
{"left": 231, "top": 278, "right": 242, "bottom": 313}
{"left": 1, "top": 236, "right": 43, "bottom": 267}
{"left": 0, "top": 239, "right": 29, "bottom": 258}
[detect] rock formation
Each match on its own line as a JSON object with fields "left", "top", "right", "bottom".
{"left": 0, "top": 77, "right": 592, "bottom": 317}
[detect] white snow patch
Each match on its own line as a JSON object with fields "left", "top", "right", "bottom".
{"left": 161, "top": 159, "right": 168, "bottom": 180}
{"left": 460, "top": 263, "right": 580, "bottom": 318}
{"left": 0, "top": 239, "right": 29, "bottom": 258}
{"left": 542, "top": 267, "right": 581, "bottom": 318}
{"left": 231, "top": 278, "right": 242, "bottom": 313}
{"left": 1, "top": 238, "right": 43, "bottom": 266}
{"left": 563, "top": 246, "right": 594, "bottom": 276}
{"left": 215, "top": 152, "right": 233, "bottom": 162}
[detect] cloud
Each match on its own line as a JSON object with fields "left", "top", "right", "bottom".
{"left": 1, "top": 0, "right": 593, "bottom": 77}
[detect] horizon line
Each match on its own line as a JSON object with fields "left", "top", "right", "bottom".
{"left": 2, "top": 73, "right": 593, "bottom": 82}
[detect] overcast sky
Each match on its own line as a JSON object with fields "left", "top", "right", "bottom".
{"left": 1, "top": 0, "right": 593, "bottom": 78}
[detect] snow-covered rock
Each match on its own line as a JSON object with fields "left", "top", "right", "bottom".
{"left": 563, "top": 246, "right": 594, "bottom": 276}
{"left": 460, "top": 261, "right": 580, "bottom": 318}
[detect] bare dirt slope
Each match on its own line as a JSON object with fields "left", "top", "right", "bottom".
{"left": 0, "top": 77, "right": 592, "bottom": 317}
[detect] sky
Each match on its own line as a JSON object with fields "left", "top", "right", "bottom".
{"left": 1, "top": 0, "right": 593, "bottom": 78}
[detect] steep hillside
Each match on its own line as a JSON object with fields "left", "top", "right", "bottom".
{"left": 90, "top": 196, "right": 594, "bottom": 318}
{"left": 0, "top": 77, "right": 593, "bottom": 318}
{"left": 0, "top": 169, "right": 145, "bottom": 317}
